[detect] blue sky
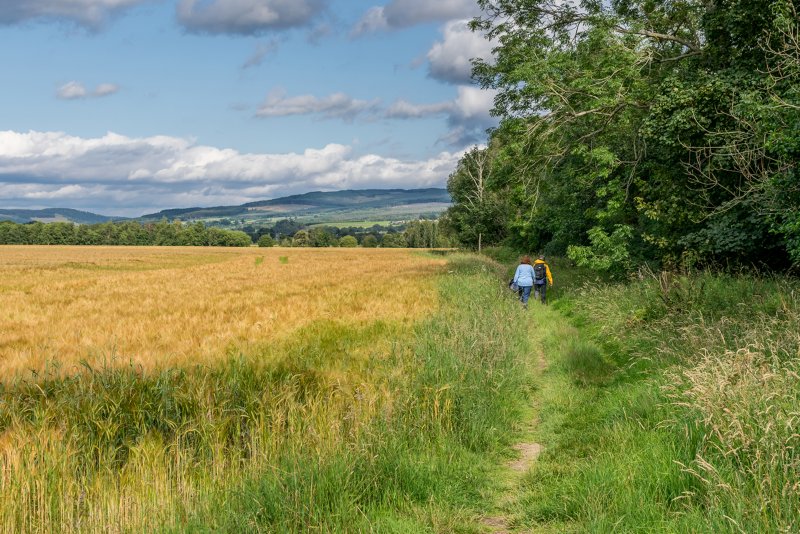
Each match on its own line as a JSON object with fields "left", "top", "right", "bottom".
{"left": 0, "top": 0, "right": 497, "bottom": 216}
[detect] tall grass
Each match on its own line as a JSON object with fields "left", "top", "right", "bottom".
{"left": 515, "top": 269, "right": 800, "bottom": 532}
{"left": 0, "top": 253, "right": 535, "bottom": 532}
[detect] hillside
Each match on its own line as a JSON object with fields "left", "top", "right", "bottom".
{"left": 0, "top": 208, "right": 122, "bottom": 225}
{"left": 0, "top": 188, "right": 452, "bottom": 227}
{"left": 139, "top": 188, "right": 451, "bottom": 224}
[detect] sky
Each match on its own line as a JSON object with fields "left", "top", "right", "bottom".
{"left": 0, "top": 0, "right": 497, "bottom": 216}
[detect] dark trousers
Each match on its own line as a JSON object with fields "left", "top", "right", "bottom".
{"left": 534, "top": 282, "right": 547, "bottom": 304}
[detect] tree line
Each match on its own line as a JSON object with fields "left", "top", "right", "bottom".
{"left": 445, "top": 0, "right": 799, "bottom": 274}
{"left": 257, "top": 220, "right": 452, "bottom": 248}
{"left": 0, "top": 219, "right": 452, "bottom": 249}
{"left": 0, "top": 220, "right": 252, "bottom": 247}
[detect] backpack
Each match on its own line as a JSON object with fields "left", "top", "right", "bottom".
{"left": 533, "top": 262, "right": 546, "bottom": 283}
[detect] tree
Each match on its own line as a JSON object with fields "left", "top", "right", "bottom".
{"left": 292, "top": 230, "right": 310, "bottom": 247}
{"left": 309, "top": 227, "right": 338, "bottom": 247}
{"left": 361, "top": 234, "right": 379, "bottom": 248}
{"left": 404, "top": 220, "right": 440, "bottom": 248}
{"left": 257, "top": 235, "right": 276, "bottom": 247}
{"left": 380, "top": 233, "right": 407, "bottom": 248}
{"left": 339, "top": 235, "right": 358, "bottom": 247}
{"left": 446, "top": 0, "right": 800, "bottom": 270}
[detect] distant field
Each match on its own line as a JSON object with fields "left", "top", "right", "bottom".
{"left": 307, "top": 220, "right": 397, "bottom": 229}
{"left": 0, "top": 246, "right": 444, "bottom": 377}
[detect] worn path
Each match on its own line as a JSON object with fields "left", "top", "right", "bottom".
{"left": 480, "top": 328, "right": 549, "bottom": 533}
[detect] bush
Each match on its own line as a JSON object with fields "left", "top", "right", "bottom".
{"left": 339, "top": 235, "right": 358, "bottom": 247}
{"left": 257, "top": 235, "right": 275, "bottom": 247}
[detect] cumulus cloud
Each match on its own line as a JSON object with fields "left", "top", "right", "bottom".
{"left": 177, "top": 0, "right": 326, "bottom": 35}
{"left": 385, "top": 100, "right": 454, "bottom": 119}
{"left": 441, "top": 85, "right": 498, "bottom": 146}
{"left": 0, "top": 0, "right": 148, "bottom": 29}
{"left": 255, "top": 89, "right": 380, "bottom": 121}
{"left": 0, "top": 129, "right": 462, "bottom": 214}
{"left": 351, "top": 0, "right": 480, "bottom": 36}
{"left": 250, "top": 84, "right": 496, "bottom": 148}
{"left": 384, "top": 86, "right": 498, "bottom": 147}
{"left": 427, "top": 20, "right": 493, "bottom": 84}
{"left": 56, "top": 81, "right": 120, "bottom": 100}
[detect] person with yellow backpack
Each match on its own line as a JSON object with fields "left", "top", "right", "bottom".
{"left": 532, "top": 255, "right": 553, "bottom": 304}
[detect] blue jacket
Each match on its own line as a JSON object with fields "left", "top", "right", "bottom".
{"left": 513, "top": 264, "right": 535, "bottom": 287}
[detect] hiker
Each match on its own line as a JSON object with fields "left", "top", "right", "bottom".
{"left": 512, "top": 255, "right": 536, "bottom": 307}
{"left": 532, "top": 255, "right": 553, "bottom": 304}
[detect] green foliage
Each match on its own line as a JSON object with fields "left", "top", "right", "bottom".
{"left": 361, "top": 234, "right": 379, "bottom": 248}
{"left": 338, "top": 235, "right": 358, "bottom": 247}
{"left": 449, "top": 0, "right": 800, "bottom": 272}
{"left": 403, "top": 220, "right": 443, "bottom": 248}
{"left": 292, "top": 229, "right": 310, "bottom": 247}
{"left": 567, "top": 225, "right": 635, "bottom": 275}
{"left": 308, "top": 227, "right": 338, "bottom": 247}
{"left": 0, "top": 219, "right": 252, "bottom": 247}
{"left": 257, "top": 235, "right": 275, "bottom": 247}
{"left": 380, "top": 233, "right": 407, "bottom": 248}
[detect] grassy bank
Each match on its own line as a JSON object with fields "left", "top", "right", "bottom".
{"left": 0, "top": 253, "right": 537, "bottom": 532}
{"left": 512, "top": 265, "right": 800, "bottom": 532}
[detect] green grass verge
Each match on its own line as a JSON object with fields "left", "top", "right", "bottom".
{"left": 511, "top": 265, "right": 800, "bottom": 533}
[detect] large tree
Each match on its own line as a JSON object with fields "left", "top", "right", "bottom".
{"left": 456, "top": 0, "right": 799, "bottom": 270}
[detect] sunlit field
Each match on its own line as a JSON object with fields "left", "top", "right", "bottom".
{"left": 0, "top": 248, "right": 535, "bottom": 534}
{"left": 0, "top": 246, "right": 444, "bottom": 377}
{"left": 3, "top": 246, "right": 500, "bottom": 533}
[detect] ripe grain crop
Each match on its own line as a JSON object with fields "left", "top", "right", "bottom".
{"left": 0, "top": 252, "right": 531, "bottom": 533}
{"left": 0, "top": 246, "right": 444, "bottom": 378}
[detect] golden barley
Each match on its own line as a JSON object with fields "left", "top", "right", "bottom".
{"left": 0, "top": 246, "right": 445, "bottom": 377}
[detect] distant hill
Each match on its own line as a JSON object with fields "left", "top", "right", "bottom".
{"left": 0, "top": 188, "right": 452, "bottom": 227}
{"left": 139, "top": 188, "right": 451, "bottom": 223}
{"left": 0, "top": 208, "right": 123, "bottom": 225}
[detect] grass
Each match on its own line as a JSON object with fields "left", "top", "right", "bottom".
{"left": 0, "top": 250, "right": 537, "bottom": 532}
{"left": 507, "top": 262, "right": 800, "bottom": 532}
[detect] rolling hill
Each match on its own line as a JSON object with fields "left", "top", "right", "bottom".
{"left": 1, "top": 188, "right": 452, "bottom": 226}
{"left": 138, "top": 188, "right": 451, "bottom": 224}
{"left": 0, "top": 208, "right": 123, "bottom": 225}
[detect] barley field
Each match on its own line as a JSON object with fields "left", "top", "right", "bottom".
{"left": 0, "top": 246, "right": 444, "bottom": 377}
{"left": 4, "top": 246, "right": 518, "bottom": 533}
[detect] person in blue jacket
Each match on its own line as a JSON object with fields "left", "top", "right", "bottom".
{"left": 512, "top": 255, "right": 536, "bottom": 307}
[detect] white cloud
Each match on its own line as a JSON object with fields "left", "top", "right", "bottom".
{"left": 56, "top": 82, "right": 88, "bottom": 100}
{"left": 351, "top": 0, "right": 480, "bottom": 35}
{"left": 56, "top": 81, "right": 120, "bottom": 100}
{"left": 427, "top": 19, "right": 493, "bottom": 84}
{"left": 0, "top": 0, "right": 148, "bottom": 28}
{"left": 255, "top": 89, "right": 380, "bottom": 121}
{"left": 177, "top": 0, "right": 326, "bottom": 35}
{"left": 385, "top": 100, "right": 454, "bottom": 119}
{"left": 441, "top": 85, "right": 498, "bottom": 145}
{"left": 0, "top": 129, "right": 462, "bottom": 214}
{"left": 93, "top": 83, "right": 120, "bottom": 97}
{"left": 384, "top": 86, "right": 498, "bottom": 146}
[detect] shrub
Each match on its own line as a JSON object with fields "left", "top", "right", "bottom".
{"left": 257, "top": 235, "right": 275, "bottom": 247}
{"left": 339, "top": 235, "right": 358, "bottom": 247}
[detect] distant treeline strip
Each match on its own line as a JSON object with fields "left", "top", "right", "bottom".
{"left": 0, "top": 220, "right": 252, "bottom": 247}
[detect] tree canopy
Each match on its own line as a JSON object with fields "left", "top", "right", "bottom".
{"left": 445, "top": 0, "right": 800, "bottom": 272}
